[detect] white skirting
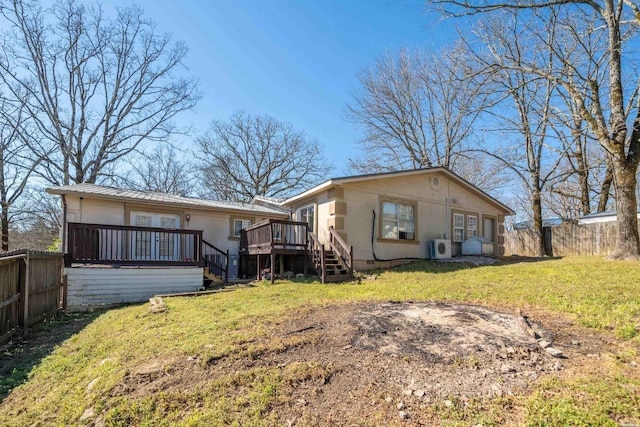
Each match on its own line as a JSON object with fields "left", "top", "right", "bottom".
{"left": 65, "top": 266, "right": 203, "bottom": 310}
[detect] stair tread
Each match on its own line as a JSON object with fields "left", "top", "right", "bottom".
{"left": 203, "top": 270, "right": 225, "bottom": 283}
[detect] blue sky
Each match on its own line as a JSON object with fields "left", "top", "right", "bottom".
{"left": 104, "top": 0, "right": 458, "bottom": 174}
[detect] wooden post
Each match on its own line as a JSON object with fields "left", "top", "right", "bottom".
{"left": 257, "top": 254, "right": 261, "bottom": 280}
{"left": 62, "top": 273, "right": 68, "bottom": 311}
{"left": 303, "top": 254, "right": 307, "bottom": 279}
{"left": 270, "top": 252, "right": 276, "bottom": 284}
{"left": 320, "top": 244, "right": 326, "bottom": 284}
{"left": 22, "top": 250, "right": 30, "bottom": 333}
{"left": 279, "top": 254, "right": 284, "bottom": 279}
{"left": 349, "top": 245, "right": 354, "bottom": 277}
{"left": 225, "top": 250, "right": 229, "bottom": 282}
{"left": 195, "top": 231, "right": 202, "bottom": 265}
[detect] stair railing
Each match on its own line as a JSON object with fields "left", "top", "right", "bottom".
{"left": 202, "top": 239, "right": 229, "bottom": 282}
{"left": 328, "top": 227, "right": 353, "bottom": 277}
{"left": 308, "top": 232, "right": 326, "bottom": 284}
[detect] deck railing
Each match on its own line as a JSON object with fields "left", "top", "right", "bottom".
{"left": 328, "top": 227, "right": 353, "bottom": 277}
{"left": 308, "top": 232, "right": 326, "bottom": 283}
{"left": 66, "top": 222, "right": 202, "bottom": 266}
{"left": 202, "top": 239, "right": 229, "bottom": 282}
{"left": 240, "top": 219, "right": 309, "bottom": 253}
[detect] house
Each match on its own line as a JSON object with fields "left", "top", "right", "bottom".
{"left": 277, "top": 167, "right": 513, "bottom": 269}
{"left": 578, "top": 210, "right": 640, "bottom": 225}
{"left": 47, "top": 167, "right": 513, "bottom": 309}
{"left": 512, "top": 217, "right": 566, "bottom": 230}
{"left": 46, "top": 184, "right": 290, "bottom": 309}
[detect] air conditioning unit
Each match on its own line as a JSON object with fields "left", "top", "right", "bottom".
{"left": 429, "top": 239, "right": 451, "bottom": 259}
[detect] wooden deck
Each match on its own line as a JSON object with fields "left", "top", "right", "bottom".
{"left": 66, "top": 222, "right": 203, "bottom": 266}
{"left": 240, "top": 220, "right": 354, "bottom": 284}
{"left": 240, "top": 219, "right": 309, "bottom": 283}
{"left": 240, "top": 219, "right": 309, "bottom": 255}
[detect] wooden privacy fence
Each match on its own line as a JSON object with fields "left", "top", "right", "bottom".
{"left": 0, "top": 249, "right": 66, "bottom": 345}
{"left": 505, "top": 221, "right": 621, "bottom": 257}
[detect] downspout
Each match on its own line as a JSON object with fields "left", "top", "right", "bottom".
{"left": 371, "top": 209, "right": 421, "bottom": 263}
{"left": 371, "top": 210, "right": 379, "bottom": 261}
{"left": 61, "top": 194, "right": 67, "bottom": 253}
{"left": 445, "top": 179, "right": 451, "bottom": 239}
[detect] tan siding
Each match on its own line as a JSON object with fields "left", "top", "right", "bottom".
{"left": 339, "top": 172, "right": 507, "bottom": 265}
{"left": 66, "top": 195, "right": 285, "bottom": 256}
{"left": 67, "top": 196, "right": 125, "bottom": 225}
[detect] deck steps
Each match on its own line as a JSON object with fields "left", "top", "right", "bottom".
{"left": 319, "top": 250, "right": 352, "bottom": 282}
{"left": 203, "top": 267, "right": 225, "bottom": 284}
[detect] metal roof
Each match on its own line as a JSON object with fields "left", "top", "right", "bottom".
{"left": 579, "top": 210, "right": 634, "bottom": 219}
{"left": 251, "top": 194, "right": 286, "bottom": 204}
{"left": 46, "top": 183, "right": 289, "bottom": 216}
{"left": 512, "top": 218, "right": 566, "bottom": 230}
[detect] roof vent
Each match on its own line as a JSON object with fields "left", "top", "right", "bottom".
{"left": 430, "top": 175, "right": 441, "bottom": 190}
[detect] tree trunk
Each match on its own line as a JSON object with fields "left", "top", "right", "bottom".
{"left": 1, "top": 203, "right": 8, "bottom": 251}
{"left": 597, "top": 161, "right": 614, "bottom": 212}
{"left": 532, "top": 189, "right": 544, "bottom": 257}
{"left": 609, "top": 159, "right": 640, "bottom": 259}
{"left": 573, "top": 131, "right": 590, "bottom": 215}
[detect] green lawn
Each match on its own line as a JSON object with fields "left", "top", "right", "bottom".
{"left": 0, "top": 256, "right": 638, "bottom": 426}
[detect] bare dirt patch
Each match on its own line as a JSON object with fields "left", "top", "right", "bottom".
{"left": 111, "top": 301, "right": 611, "bottom": 425}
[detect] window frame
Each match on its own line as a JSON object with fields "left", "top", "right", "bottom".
{"left": 453, "top": 213, "right": 465, "bottom": 243}
{"left": 297, "top": 204, "right": 315, "bottom": 233}
{"left": 378, "top": 198, "right": 418, "bottom": 242}
{"left": 233, "top": 218, "right": 252, "bottom": 238}
{"left": 467, "top": 215, "right": 478, "bottom": 238}
{"left": 452, "top": 211, "right": 481, "bottom": 243}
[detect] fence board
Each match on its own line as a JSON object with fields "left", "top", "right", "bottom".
{"left": 0, "top": 253, "right": 22, "bottom": 344}
{"left": 0, "top": 249, "right": 65, "bottom": 345}
{"left": 505, "top": 220, "right": 634, "bottom": 256}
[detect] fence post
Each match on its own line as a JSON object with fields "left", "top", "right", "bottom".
{"left": 22, "top": 250, "right": 30, "bottom": 333}
{"left": 61, "top": 272, "right": 68, "bottom": 311}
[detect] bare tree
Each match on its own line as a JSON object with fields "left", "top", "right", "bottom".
{"left": 468, "top": 11, "right": 565, "bottom": 256}
{"left": 346, "top": 46, "right": 496, "bottom": 188}
{"left": 0, "top": 0, "right": 199, "bottom": 186}
{"left": 428, "top": 0, "right": 640, "bottom": 258}
{"left": 0, "top": 98, "right": 42, "bottom": 251}
{"left": 198, "top": 111, "right": 332, "bottom": 202}
{"left": 116, "top": 144, "right": 196, "bottom": 196}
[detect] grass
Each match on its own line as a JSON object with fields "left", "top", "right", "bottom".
{"left": 0, "top": 256, "right": 639, "bottom": 426}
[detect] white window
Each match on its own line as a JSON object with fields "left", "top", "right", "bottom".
{"left": 382, "top": 200, "right": 415, "bottom": 240}
{"left": 467, "top": 215, "right": 478, "bottom": 238}
{"left": 272, "top": 223, "right": 282, "bottom": 241}
{"left": 234, "top": 219, "right": 252, "bottom": 237}
{"left": 134, "top": 214, "right": 153, "bottom": 257}
{"left": 130, "top": 212, "right": 181, "bottom": 260}
{"left": 298, "top": 205, "right": 315, "bottom": 232}
{"left": 453, "top": 213, "right": 465, "bottom": 243}
{"left": 159, "top": 217, "right": 177, "bottom": 258}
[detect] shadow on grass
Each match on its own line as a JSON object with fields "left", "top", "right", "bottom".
{"left": 380, "top": 256, "right": 563, "bottom": 275}
{"left": 0, "top": 310, "right": 103, "bottom": 402}
{"left": 205, "top": 257, "right": 564, "bottom": 286}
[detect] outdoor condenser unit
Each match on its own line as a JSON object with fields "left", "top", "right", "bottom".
{"left": 429, "top": 239, "right": 452, "bottom": 259}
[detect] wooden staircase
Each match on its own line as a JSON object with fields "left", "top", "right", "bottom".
{"left": 322, "top": 249, "right": 352, "bottom": 282}
{"left": 309, "top": 228, "right": 354, "bottom": 284}
{"left": 202, "top": 239, "right": 229, "bottom": 286}
{"left": 203, "top": 266, "right": 225, "bottom": 285}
